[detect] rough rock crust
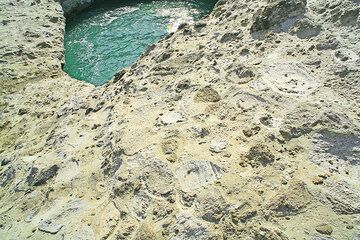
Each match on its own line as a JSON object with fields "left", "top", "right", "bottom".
{"left": 1, "top": 0, "right": 360, "bottom": 239}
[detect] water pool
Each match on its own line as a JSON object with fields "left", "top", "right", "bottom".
{"left": 63, "top": 0, "right": 217, "bottom": 85}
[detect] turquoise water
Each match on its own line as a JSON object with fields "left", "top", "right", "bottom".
{"left": 64, "top": 0, "right": 217, "bottom": 85}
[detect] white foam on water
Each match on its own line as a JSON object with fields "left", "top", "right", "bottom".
{"left": 101, "top": 7, "right": 140, "bottom": 26}
{"left": 156, "top": 7, "right": 197, "bottom": 33}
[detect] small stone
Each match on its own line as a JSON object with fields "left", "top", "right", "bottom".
{"left": 316, "top": 39, "right": 339, "bottom": 51}
{"left": 18, "top": 108, "right": 28, "bottom": 115}
{"left": 194, "top": 86, "right": 221, "bottom": 103}
{"left": 180, "top": 191, "right": 196, "bottom": 207}
{"left": 281, "top": 179, "right": 288, "bottom": 185}
{"left": 243, "top": 125, "right": 260, "bottom": 137}
{"left": 155, "top": 51, "right": 171, "bottom": 63}
{"left": 1, "top": 158, "right": 11, "bottom": 166}
{"left": 219, "top": 31, "right": 241, "bottom": 43}
{"left": 38, "top": 220, "right": 63, "bottom": 234}
{"left": 161, "top": 139, "right": 178, "bottom": 155}
{"left": 48, "top": 16, "right": 59, "bottom": 23}
{"left": 166, "top": 154, "right": 177, "bottom": 163}
{"left": 209, "top": 139, "right": 227, "bottom": 153}
{"left": 191, "top": 126, "right": 210, "bottom": 138}
{"left": 194, "top": 22, "right": 207, "bottom": 31}
{"left": 315, "top": 224, "right": 333, "bottom": 235}
{"left": 175, "top": 79, "right": 191, "bottom": 93}
{"left": 160, "top": 112, "right": 187, "bottom": 126}
{"left": 290, "top": 19, "right": 321, "bottom": 39}
{"left": 252, "top": 59, "right": 262, "bottom": 65}
{"left": 312, "top": 176, "right": 324, "bottom": 185}
{"left": 36, "top": 41, "right": 52, "bottom": 48}
{"left": 222, "top": 151, "right": 232, "bottom": 158}
{"left": 318, "top": 173, "right": 330, "bottom": 179}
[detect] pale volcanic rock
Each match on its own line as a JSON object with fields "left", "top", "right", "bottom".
{"left": 159, "top": 112, "right": 187, "bottom": 126}
{"left": 0, "top": 0, "right": 360, "bottom": 239}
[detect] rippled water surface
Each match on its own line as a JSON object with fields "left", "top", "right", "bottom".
{"left": 64, "top": 0, "right": 217, "bottom": 85}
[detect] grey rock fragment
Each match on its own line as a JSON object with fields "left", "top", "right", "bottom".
{"left": 172, "top": 213, "right": 210, "bottom": 240}
{"left": 316, "top": 38, "right": 339, "bottom": 50}
{"left": 197, "top": 190, "right": 228, "bottom": 223}
{"left": 191, "top": 126, "right": 210, "bottom": 138}
{"left": 101, "top": 149, "right": 123, "bottom": 176}
{"left": 226, "top": 65, "right": 256, "bottom": 84}
{"left": 48, "top": 16, "right": 59, "bottom": 23}
{"left": 310, "top": 131, "right": 360, "bottom": 173}
{"left": 33, "top": 165, "right": 59, "bottom": 186}
{"left": 291, "top": 18, "right": 321, "bottom": 39}
{"left": 175, "top": 79, "right": 191, "bottom": 93}
{"left": 0, "top": 166, "right": 15, "bottom": 187}
{"left": 339, "top": 8, "right": 359, "bottom": 26}
{"left": 38, "top": 220, "right": 63, "bottom": 234}
{"left": 251, "top": 0, "right": 307, "bottom": 32}
{"left": 253, "top": 226, "right": 290, "bottom": 240}
{"left": 323, "top": 180, "right": 360, "bottom": 214}
{"left": 131, "top": 189, "right": 152, "bottom": 220}
{"left": 26, "top": 166, "right": 39, "bottom": 185}
{"left": 219, "top": 31, "right": 241, "bottom": 43}
{"left": 312, "top": 237, "right": 334, "bottom": 240}
{"left": 18, "top": 108, "right": 28, "bottom": 115}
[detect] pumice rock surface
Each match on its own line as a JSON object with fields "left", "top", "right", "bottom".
{"left": 0, "top": 0, "right": 360, "bottom": 239}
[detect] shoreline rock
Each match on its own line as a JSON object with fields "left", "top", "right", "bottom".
{"left": 0, "top": 0, "right": 359, "bottom": 239}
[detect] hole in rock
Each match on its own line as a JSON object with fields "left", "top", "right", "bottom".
{"left": 63, "top": 0, "right": 218, "bottom": 86}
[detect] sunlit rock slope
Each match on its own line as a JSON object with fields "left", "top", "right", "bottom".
{"left": 0, "top": 0, "right": 360, "bottom": 239}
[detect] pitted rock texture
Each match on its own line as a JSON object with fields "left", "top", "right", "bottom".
{"left": 1, "top": 0, "right": 360, "bottom": 239}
